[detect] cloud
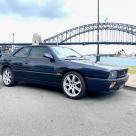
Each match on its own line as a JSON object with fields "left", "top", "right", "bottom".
{"left": 0, "top": 0, "right": 68, "bottom": 19}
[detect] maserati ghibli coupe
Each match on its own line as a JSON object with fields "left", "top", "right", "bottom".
{"left": 0, "top": 45, "right": 128, "bottom": 99}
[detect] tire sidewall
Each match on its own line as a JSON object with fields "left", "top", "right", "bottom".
{"left": 62, "top": 71, "right": 86, "bottom": 99}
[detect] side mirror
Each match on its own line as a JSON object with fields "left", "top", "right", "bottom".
{"left": 43, "top": 53, "right": 54, "bottom": 60}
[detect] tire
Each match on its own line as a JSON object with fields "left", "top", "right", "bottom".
{"left": 62, "top": 71, "right": 86, "bottom": 99}
{"left": 2, "top": 67, "right": 17, "bottom": 87}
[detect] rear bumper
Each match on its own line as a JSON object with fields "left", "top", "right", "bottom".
{"left": 85, "top": 75, "right": 129, "bottom": 93}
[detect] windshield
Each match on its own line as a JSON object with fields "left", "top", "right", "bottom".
{"left": 51, "top": 46, "right": 82, "bottom": 59}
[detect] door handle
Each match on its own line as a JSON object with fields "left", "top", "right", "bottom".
{"left": 24, "top": 61, "right": 28, "bottom": 64}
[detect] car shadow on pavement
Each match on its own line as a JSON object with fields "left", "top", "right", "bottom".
{"left": 17, "top": 82, "right": 121, "bottom": 100}
{"left": 86, "top": 91, "right": 121, "bottom": 100}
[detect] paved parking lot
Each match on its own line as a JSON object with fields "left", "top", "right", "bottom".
{"left": 0, "top": 77, "right": 136, "bottom": 136}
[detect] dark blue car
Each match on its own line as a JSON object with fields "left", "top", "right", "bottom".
{"left": 0, "top": 45, "right": 128, "bottom": 99}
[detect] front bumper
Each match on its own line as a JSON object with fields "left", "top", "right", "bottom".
{"left": 85, "top": 75, "right": 129, "bottom": 93}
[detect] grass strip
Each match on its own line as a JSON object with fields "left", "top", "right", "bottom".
{"left": 128, "top": 66, "right": 136, "bottom": 74}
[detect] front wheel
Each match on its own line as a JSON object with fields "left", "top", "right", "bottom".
{"left": 62, "top": 71, "right": 86, "bottom": 99}
{"left": 2, "top": 67, "right": 17, "bottom": 87}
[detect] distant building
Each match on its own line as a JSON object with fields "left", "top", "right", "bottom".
{"left": 32, "top": 33, "right": 42, "bottom": 45}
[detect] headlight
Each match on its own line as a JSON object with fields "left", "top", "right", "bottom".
{"left": 109, "top": 71, "right": 117, "bottom": 79}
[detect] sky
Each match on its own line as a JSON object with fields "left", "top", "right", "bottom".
{"left": 0, "top": 0, "right": 136, "bottom": 54}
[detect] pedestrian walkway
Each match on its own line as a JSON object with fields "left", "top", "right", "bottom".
{"left": 126, "top": 74, "right": 136, "bottom": 88}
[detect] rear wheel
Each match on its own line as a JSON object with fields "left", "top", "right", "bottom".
{"left": 62, "top": 71, "right": 86, "bottom": 99}
{"left": 2, "top": 67, "right": 17, "bottom": 87}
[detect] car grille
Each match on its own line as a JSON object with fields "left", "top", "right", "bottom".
{"left": 117, "top": 69, "right": 128, "bottom": 78}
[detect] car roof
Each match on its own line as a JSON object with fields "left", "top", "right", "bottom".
{"left": 23, "top": 45, "right": 58, "bottom": 48}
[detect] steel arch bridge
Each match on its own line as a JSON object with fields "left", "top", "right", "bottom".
{"left": 44, "top": 22, "right": 136, "bottom": 45}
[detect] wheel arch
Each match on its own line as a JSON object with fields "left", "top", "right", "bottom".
{"left": 1, "top": 65, "right": 12, "bottom": 74}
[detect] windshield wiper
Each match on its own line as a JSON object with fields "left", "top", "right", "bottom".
{"left": 64, "top": 55, "right": 86, "bottom": 60}
{"left": 66, "top": 55, "right": 77, "bottom": 58}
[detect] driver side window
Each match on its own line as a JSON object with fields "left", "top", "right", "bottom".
{"left": 29, "top": 47, "right": 51, "bottom": 58}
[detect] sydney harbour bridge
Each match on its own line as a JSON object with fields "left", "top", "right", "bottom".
{"left": 1, "top": 22, "right": 136, "bottom": 47}
{"left": 0, "top": 22, "right": 136, "bottom": 57}
{"left": 44, "top": 22, "right": 136, "bottom": 45}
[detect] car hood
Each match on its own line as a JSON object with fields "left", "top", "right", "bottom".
{"left": 64, "top": 59, "right": 126, "bottom": 71}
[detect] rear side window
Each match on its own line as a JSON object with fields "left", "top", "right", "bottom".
{"left": 29, "top": 47, "right": 51, "bottom": 58}
{"left": 14, "top": 47, "right": 30, "bottom": 57}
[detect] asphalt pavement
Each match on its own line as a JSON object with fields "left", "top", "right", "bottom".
{"left": 0, "top": 77, "right": 136, "bottom": 136}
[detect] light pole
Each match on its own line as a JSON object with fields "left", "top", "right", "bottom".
{"left": 12, "top": 33, "right": 15, "bottom": 52}
{"left": 105, "top": 18, "right": 108, "bottom": 23}
{"left": 96, "top": 0, "right": 100, "bottom": 62}
{"left": 12, "top": 33, "right": 15, "bottom": 44}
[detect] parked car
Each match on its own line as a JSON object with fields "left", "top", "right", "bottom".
{"left": 0, "top": 45, "right": 129, "bottom": 99}
{"left": 0, "top": 47, "right": 1, "bottom": 56}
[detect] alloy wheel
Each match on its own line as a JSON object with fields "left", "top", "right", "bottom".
{"left": 63, "top": 74, "right": 82, "bottom": 97}
{"left": 3, "top": 69, "right": 12, "bottom": 86}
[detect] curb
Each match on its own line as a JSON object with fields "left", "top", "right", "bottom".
{"left": 125, "top": 85, "right": 136, "bottom": 91}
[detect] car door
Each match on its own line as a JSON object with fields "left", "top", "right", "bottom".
{"left": 10, "top": 46, "right": 31, "bottom": 80}
{"left": 24, "top": 46, "right": 57, "bottom": 84}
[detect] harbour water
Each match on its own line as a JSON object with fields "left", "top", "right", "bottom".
{"left": 89, "top": 56, "right": 136, "bottom": 66}
{"left": 68, "top": 45, "right": 136, "bottom": 66}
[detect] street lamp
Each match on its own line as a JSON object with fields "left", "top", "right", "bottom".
{"left": 104, "top": 18, "right": 108, "bottom": 23}
{"left": 12, "top": 33, "right": 15, "bottom": 44}
{"left": 12, "top": 33, "right": 15, "bottom": 52}
{"left": 96, "top": 0, "right": 100, "bottom": 62}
